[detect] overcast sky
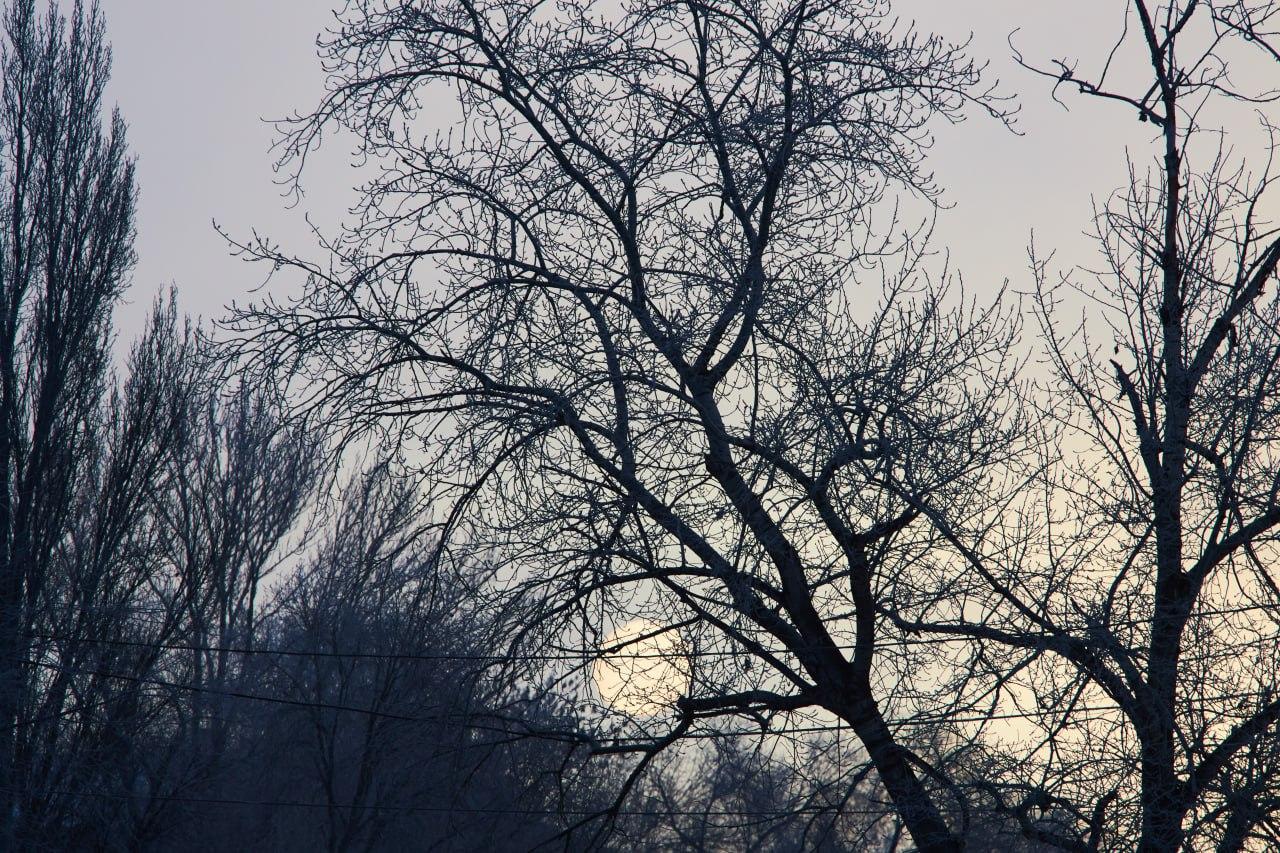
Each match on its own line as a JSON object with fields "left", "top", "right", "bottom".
{"left": 101, "top": 1, "right": 1272, "bottom": 338}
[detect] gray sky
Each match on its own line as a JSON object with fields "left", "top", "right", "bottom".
{"left": 101, "top": 1, "right": 1273, "bottom": 336}
{"left": 106, "top": 0, "right": 344, "bottom": 332}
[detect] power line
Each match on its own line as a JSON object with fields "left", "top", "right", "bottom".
{"left": 27, "top": 631, "right": 974, "bottom": 662}
{"left": 25, "top": 598, "right": 1280, "bottom": 664}
{"left": 12, "top": 655, "right": 1277, "bottom": 745}
{"left": 9, "top": 785, "right": 892, "bottom": 819}
{"left": 18, "top": 657, "right": 428, "bottom": 723}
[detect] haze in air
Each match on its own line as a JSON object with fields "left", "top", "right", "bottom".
{"left": 3, "top": 1, "right": 1280, "bottom": 850}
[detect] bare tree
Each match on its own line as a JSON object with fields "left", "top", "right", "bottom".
{"left": 231, "top": 1, "right": 1024, "bottom": 849}
{"left": 620, "top": 732, "right": 907, "bottom": 851}
{"left": 117, "top": 375, "right": 321, "bottom": 850}
{"left": 876, "top": 1, "right": 1280, "bottom": 849}
{"left": 158, "top": 463, "right": 622, "bottom": 853}
{"left": 14, "top": 298, "right": 199, "bottom": 851}
{"left": 13, "top": 0, "right": 1277, "bottom": 847}
{"left": 0, "top": 295, "right": 324, "bottom": 851}
{"left": 0, "top": 0, "right": 140, "bottom": 842}
{"left": 0, "top": 0, "right": 725, "bottom": 848}
{"left": 0, "top": 2, "right": 326, "bottom": 845}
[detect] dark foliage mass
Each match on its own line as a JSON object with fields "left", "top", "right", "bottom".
{"left": 5, "top": 0, "right": 1280, "bottom": 850}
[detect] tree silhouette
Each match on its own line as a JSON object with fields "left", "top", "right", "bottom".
{"left": 0, "top": 0, "right": 141, "bottom": 841}
{"left": 232, "top": 1, "right": 1018, "bottom": 849}
{"left": 888, "top": 1, "right": 1280, "bottom": 847}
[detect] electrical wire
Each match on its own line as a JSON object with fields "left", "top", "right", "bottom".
{"left": 9, "top": 655, "right": 1276, "bottom": 743}
{"left": 6, "top": 785, "right": 893, "bottom": 819}
{"left": 23, "top": 596, "right": 1280, "bottom": 664}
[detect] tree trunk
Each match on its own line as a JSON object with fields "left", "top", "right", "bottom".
{"left": 843, "top": 698, "right": 961, "bottom": 853}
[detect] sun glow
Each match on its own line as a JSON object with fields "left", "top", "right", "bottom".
{"left": 592, "top": 619, "right": 691, "bottom": 717}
